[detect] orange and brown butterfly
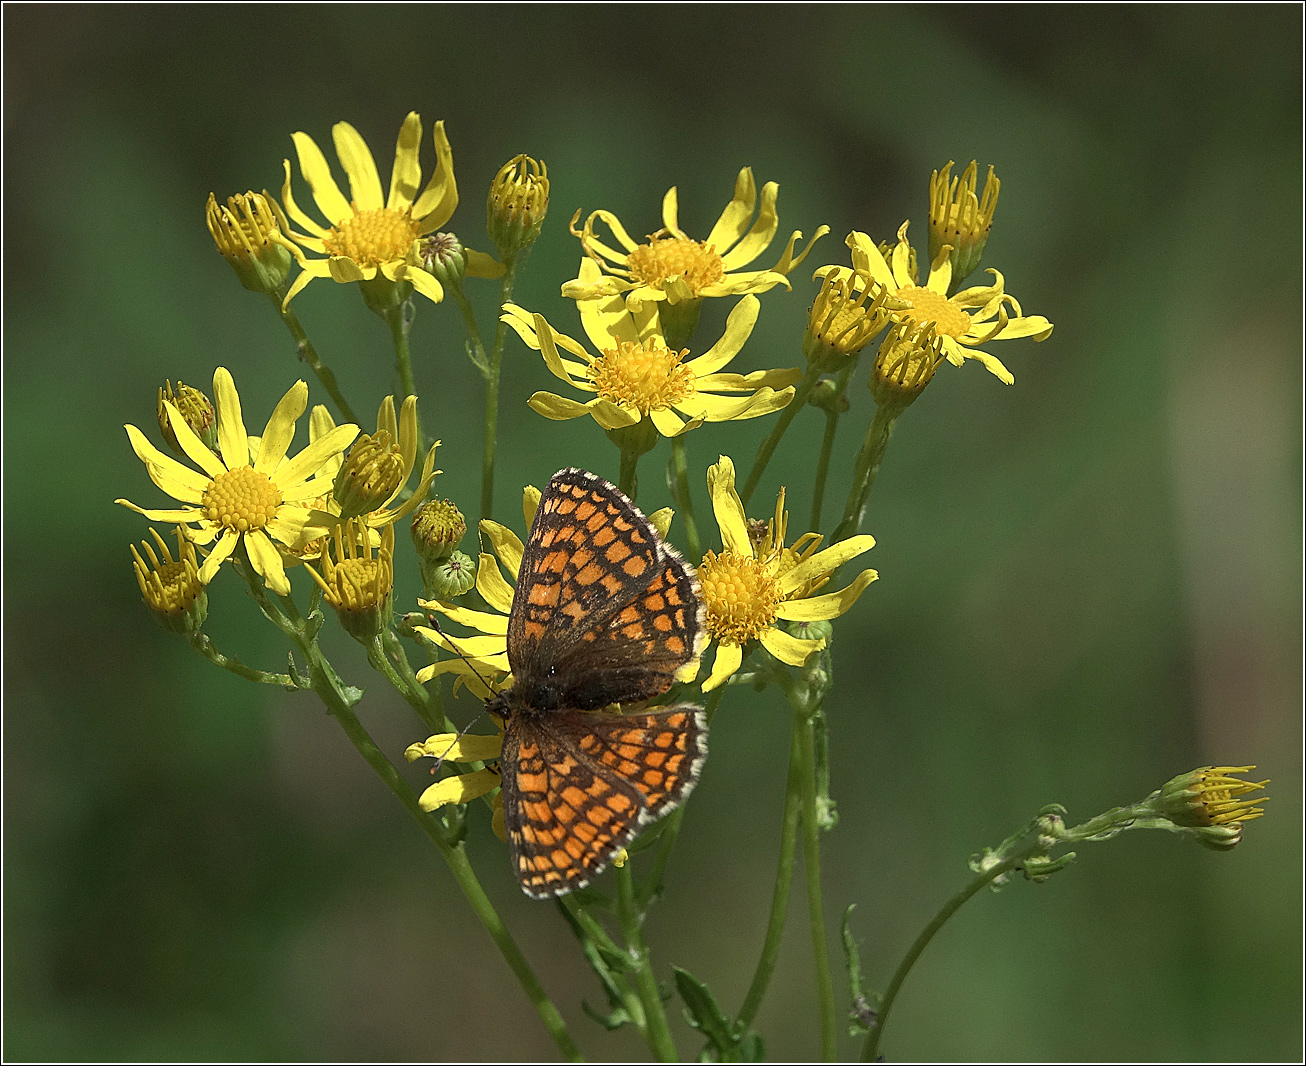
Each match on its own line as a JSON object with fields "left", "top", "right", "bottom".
{"left": 472, "top": 468, "right": 708, "bottom": 898}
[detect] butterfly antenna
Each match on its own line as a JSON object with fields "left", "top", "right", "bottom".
{"left": 423, "top": 613, "right": 501, "bottom": 775}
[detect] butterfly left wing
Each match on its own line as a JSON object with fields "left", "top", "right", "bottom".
{"left": 501, "top": 703, "right": 707, "bottom": 899}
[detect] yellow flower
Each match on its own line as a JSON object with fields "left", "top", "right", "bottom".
{"left": 131, "top": 526, "right": 207, "bottom": 634}
{"left": 205, "top": 191, "right": 294, "bottom": 295}
{"left": 928, "top": 160, "right": 999, "bottom": 284}
{"left": 1158, "top": 766, "right": 1269, "bottom": 828}
{"left": 116, "top": 368, "right": 358, "bottom": 596}
{"left": 563, "top": 167, "right": 829, "bottom": 311}
{"left": 698, "top": 455, "right": 877, "bottom": 691}
{"left": 278, "top": 111, "right": 501, "bottom": 309}
{"left": 815, "top": 223, "right": 1052, "bottom": 385}
{"left": 413, "top": 487, "right": 676, "bottom": 696}
{"left": 503, "top": 265, "right": 799, "bottom": 438}
{"left": 303, "top": 519, "right": 395, "bottom": 641}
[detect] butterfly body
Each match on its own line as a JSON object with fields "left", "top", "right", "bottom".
{"left": 490, "top": 468, "right": 708, "bottom": 899}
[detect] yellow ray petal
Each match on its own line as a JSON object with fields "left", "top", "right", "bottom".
{"left": 702, "top": 640, "right": 743, "bottom": 692}
{"left": 758, "top": 625, "right": 823, "bottom": 666}
{"left": 291, "top": 130, "right": 351, "bottom": 224}
{"left": 124, "top": 424, "right": 211, "bottom": 500}
{"left": 198, "top": 529, "right": 240, "bottom": 584}
{"left": 412, "top": 120, "right": 457, "bottom": 229}
{"left": 706, "top": 455, "right": 751, "bottom": 555}
{"left": 245, "top": 529, "right": 291, "bottom": 596}
{"left": 387, "top": 111, "right": 423, "bottom": 212}
{"left": 274, "top": 424, "right": 359, "bottom": 491}
{"left": 775, "top": 568, "right": 878, "bottom": 621}
{"left": 475, "top": 551, "right": 516, "bottom": 613}
{"left": 331, "top": 121, "right": 384, "bottom": 213}
{"left": 255, "top": 380, "right": 309, "bottom": 474}
{"left": 683, "top": 294, "right": 759, "bottom": 376}
{"left": 479, "top": 522, "right": 524, "bottom": 580}
{"left": 705, "top": 167, "right": 757, "bottom": 253}
{"left": 778, "top": 535, "right": 876, "bottom": 595}
{"left": 418, "top": 768, "right": 500, "bottom": 811}
{"left": 406, "top": 732, "right": 504, "bottom": 764}
{"left": 720, "top": 181, "right": 779, "bottom": 268}
{"left": 212, "top": 367, "right": 250, "bottom": 472}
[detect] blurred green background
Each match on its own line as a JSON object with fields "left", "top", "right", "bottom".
{"left": 4, "top": 6, "right": 1300, "bottom": 1061}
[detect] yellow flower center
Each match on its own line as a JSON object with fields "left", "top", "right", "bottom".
{"left": 143, "top": 559, "right": 202, "bottom": 614}
{"left": 896, "top": 285, "right": 971, "bottom": 338}
{"left": 626, "top": 235, "right": 725, "bottom": 295}
{"left": 202, "top": 466, "right": 283, "bottom": 532}
{"left": 698, "top": 549, "right": 782, "bottom": 645}
{"left": 330, "top": 557, "right": 389, "bottom": 611}
{"left": 323, "top": 208, "right": 420, "bottom": 268}
{"left": 589, "top": 340, "right": 697, "bottom": 414}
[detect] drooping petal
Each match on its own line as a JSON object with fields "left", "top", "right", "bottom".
{"left": 291, "top": 131, "right": 352, "bottom": 225}
{"left": 705, "top": 167, "right": 757, "bottom": 254}
{"left": 418, "top": 768, "right": 500, "bottom": 811}
{"left": 758, "top": 625, "right": 823, "bottom": 666}
{"left": 464, "top": 248, "right": 505, "bottom": 278}
{"left": 245, "top": 529, "right": 291, "bottom": 596}
{"left": 706, "top": 455, "right": 751, "bottom": 555}
{"left": 326, "top": 256, "right": 368, "bottom": 283}
{"left": 650, "top": 406, "right": 692, "bottom": 438}
{"left": 528, "top": 391, "right": 600, "bottom": 422}
{"left": 331, "top": 121, "right": 384, "bottom": 213}
{"left": 701, "top": 641, "right": 743, "bottom": 692}
{"left": 475, "top": 551, "right": 516, "bottom": 612}
{"left": 533, "top": 315, "right": 592, "bottom": 387}
{"left": 683, "top": 294, "right": 759, "bottom": 376}
{"left": 415, "top": 657, "right": 504, "bottom": 699}
{"left": 690, "top": 387, "right": 794, "bottom": 422}
{"left": 114, "top": 499, "right": 204, "bottom": 523}
{"left": 480, "top": 522, "right": 524, "bottom": 580}
{"left": 523, "top": 485, "right": 542, "bottom": 528}
{"left": 280, "top": 159, "right": 331, "bottom": 238}
{"left": 198, "top": 529, "right": 240, "bottom": 584}
{"left": 583, "top": 209, "right": 641, "bottom": 256}
{"left": 695, "top": 367, "right": 803, "bottom": 392}
{"left": 843, "top": 231, "right": 898, "bottom": 292}
{"left": 661, "top": 185, "right": 682, "bottom": 237}
{"left": 402, "top": 264, "right": 446, "bottom": 304}
{"left": 720, "top": 181, "right": 779, "bottom": 269}
{"left": 770, "top": 225, "right": 830, "bottom": 275}
{"left": 406, "top": 731, "right": 504, "bottom": 763}
{"left": 941, "top": 340, "right": 1015, "bottom": 384}
{"left": 412, "top": 120, "right": 458, "bottom": 230}
{"left": 387, "top": 111, "right": 423, "bottom": 212}
{"left": 776, "top": 568, "right": 879, "bottom": 621}
{"left": 648, "top": 507, "right": 674, "bottom": 539}
{"left": 212, "top": 367, "right": 250, "bottom": 471}
{"left": 778, "top": 535, "right": 876, "bottom": 595}
{"left": 255, "top": 380, "right": 309, "bottom": 475}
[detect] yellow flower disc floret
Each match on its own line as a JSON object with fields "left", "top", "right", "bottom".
{"left": 322, "top": 208, "right": 420, "bottom": 268}
{"left": 202, "top": 466, "right": 283, "bottom": 533}
{"left": 896, "top": 285, "right": 972, "bottom": 339}
{"left": 589, "top": 339, "right": 697, "bottom": 414}
{"left": 626, "top": 235, "right": 725, "bottom": 295}
{"left": 698, "top": 549, "right": 782, "bottom": 645}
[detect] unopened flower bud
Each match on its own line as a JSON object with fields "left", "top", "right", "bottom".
{"left": 420, "top": 231, "right": 467, "bottom": 289}
{"left": 1157, "top": 766, "right": 1269, "bottom": 832}
{"left": 929, "top": 161, "right": 999, "bottom": 286}
{"left": 206, "top": 191, "right": 294, "bottom": 294}
{"left": 304, "top": 520, "right": 394, "bottom": 641}
{"left": 424, "top": 550, "right": 476, "bottom": 600}
{"left": 803, "top": 272, "right": 893, "bottom": 372}
{"left": 158, "top": 380, "right": 218, "bottom": 455}
{"left": 869, "top": 320, "right": 945, "bottom": 411}
{"left": 333, "top": 431, "right": 405, "bottom": 521}
{"left": 411, "top": 499, "right": 467, "bottom": 564}
{"left": 487, "top": 155, "right": 549, "bottom": 259}
{"left": 131, "top": 527, "right": 207, "bottom": 635}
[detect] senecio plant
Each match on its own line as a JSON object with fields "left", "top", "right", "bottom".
{"left": 121, "top": 114, "right": 1269, "bottom": 1061}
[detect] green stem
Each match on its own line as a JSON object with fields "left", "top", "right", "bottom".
{"left": 382, "top": 628, "right": 452, "bottom": 732}
{"left": 384, "top": 302, "right": 426, "bottom": 454}
{"left": 617, "top": 862, "right": 678, "bottom": 1062}
{"left": 618, "top": 448, "right": 642, "bottom": 501}
{"left": 860, "top": 854, "right": 1023, "bottom": 1062}
{"left": 741, "top": 364, "right": 822, "bottom": 506}
{"left": 636, "top": 685, "right": 727, "bottom": 908}
{"left": 481, "top": 255, "right": 520, "bottom": 523}
{"left": 271, "top": 294, "right": 358, "bottom": 424}
{"left": 669, "top": 435, "right": 702, "bottom": 563}
{"left": 809, "top": 363, "right": 856, "bottom": 534}
{"left": 797, "top": 711, "right": 838, "bottom": 1061}
{"left": 447, "top": 280, "right": 490, "bottom": 377}
{"left": 737, "top": 717, "right": 804, "bottom": 1028}
{"left": 367, "top": 633, "right": 442, "bottom": 732}
{"left": 831, "top": 404, "right": 898, "bottom": 545}
{"left": 230, "top": 549, "right": 580, "bottom": 1061}
{"left": 189, "top": 632, "right": 294, "bottom": 686}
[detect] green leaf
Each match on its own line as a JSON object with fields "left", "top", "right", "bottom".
{"left": 673, "top": 966, "right": 763, "bottom": 1062}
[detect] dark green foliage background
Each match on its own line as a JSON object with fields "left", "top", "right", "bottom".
{"left": 4, "top": 6, "right": 1300, "bottom": 1061}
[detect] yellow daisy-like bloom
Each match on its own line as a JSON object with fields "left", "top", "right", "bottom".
{"left": 413, "top": 487, "right": 677, "bottom": 696}
{"left": 503, "top": 260, "right": 799, "bottom": 438}
{"left": 815, "top": 223, "right": 1053, "bottom": 385}
{"left": 698, "top": 455, "right": 878, "bottom": 692}
{"left": 116, "top": 368, "right": 359, "bottom": 597}
{"left": 563, "top": 166, "right": 829, "bottom": 311}
{"left": 1159, "top": 766, "right": 1270, "bottom": 828}
{"left": 278, "top": 111, "right": 501, "bottom": 309}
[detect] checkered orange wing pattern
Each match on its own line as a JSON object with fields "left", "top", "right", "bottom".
{"left": 502, "top": 704, "right": 707, "bottom": 898}
{"left": 491, "top": 468, "right": 710, "bottom": 898}
{"left": 506, "top": 468, "right": 705, "bottom": 711}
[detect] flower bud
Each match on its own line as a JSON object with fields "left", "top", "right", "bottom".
{"left": 929, "top": 161, "right": 999, "bottom": 287}
{"left": 423, "top": 549, "right": 476, "bottom": 600}
{"left": 332, "top": 431, "right": 405, "bottom": 522}
{"left": 1157, "top": 765, "right": 1269, "bottom": 831}
{"left": 869, "top": 320, "right": 945, "bottom": 411}
{"left": 803, "top": 272, "right": 893, "bottom": 372}
{"left": 420, "top": 232, "right": 467, "bottom": 289}
{"left": 411, "top": 498, "right": 467, "bottom": 563}
{"left": 304, "top": 520, "right": 394, "bottom": 642}
{"left": 131, "top": 527, "right": 207, "bottom": 636}
{"left": 206, "top": 191, "right": 294, "bottom": 294}
{"left": 487, "top": 155, "right": 549, "bottom": 259}
{"left": 158, "top": 380, "right": 218, "bottom": 455}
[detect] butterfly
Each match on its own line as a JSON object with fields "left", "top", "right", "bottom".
{"left": 484, "top": 468, "right": 708, "bottom": 898}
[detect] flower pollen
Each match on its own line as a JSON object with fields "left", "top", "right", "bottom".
{"left": 896, "top": 285, "right": 972, "bottom": 338}
{"left": 626, "top": 235, "right": 724, "bottom": 294}
{"left": 698, "top": 549, "right": 782, "bottom": 645}
{"left": 323, "top": 207, "right": 420, "bottom": 268}
{"left": 202, "top": 466, "right": 283, "bottom": 533}
{"left": 589, "top": 339, "right": 697, "bottom": 414}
